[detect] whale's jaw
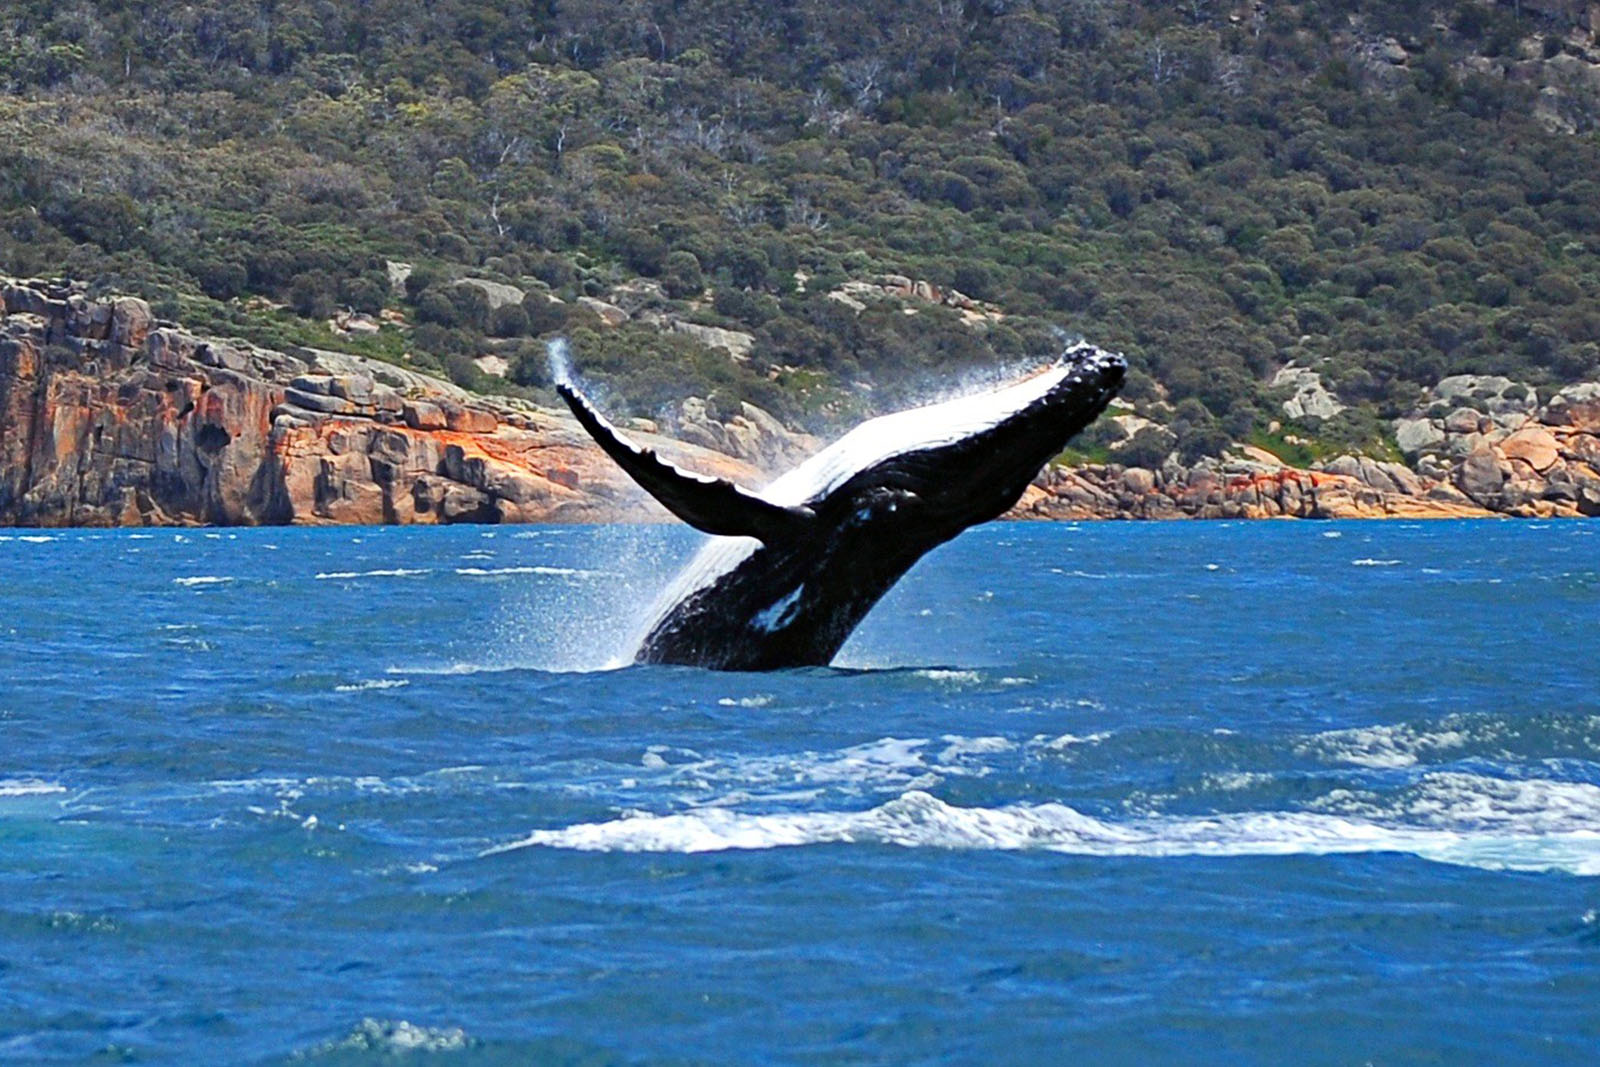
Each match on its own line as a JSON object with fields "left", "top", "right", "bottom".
{"left": 558, "top": 344, "right": 1126, "bottom": 670}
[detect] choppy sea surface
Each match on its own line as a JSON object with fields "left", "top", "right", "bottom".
{"left": 1, "top": 520, "right": 1597, "bottom": 1063}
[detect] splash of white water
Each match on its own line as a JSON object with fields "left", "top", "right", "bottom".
{"left": 546, "top": 337, "right": 573, "bottom": 387}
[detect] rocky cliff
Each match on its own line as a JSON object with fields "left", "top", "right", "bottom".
{"left": 0, "top": 277, "right": 805, "bottom": 527}
{"left": 2, "top": 277, "right": 1597, "bottom": 528}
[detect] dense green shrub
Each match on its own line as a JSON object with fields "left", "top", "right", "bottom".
{"left": 661, "top": 251, "right": 705, "bottom": 300}
{"left": 489, "top": 303, "right": 530, "bottom": 338}
{"left": 0, "top": 0, "right": 1596, "bottom": 455}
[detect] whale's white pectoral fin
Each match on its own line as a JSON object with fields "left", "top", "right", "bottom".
{"left": 557, "top": 382, "right": 816, "bottom": 543}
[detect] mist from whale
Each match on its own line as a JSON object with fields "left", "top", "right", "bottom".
{"left": 556, "top": 343, "right": 1126, "bottom": 669}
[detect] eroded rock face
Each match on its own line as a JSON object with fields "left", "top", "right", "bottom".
{"left": 0, "top": 277, "right": 776, "bottom": 527}
{"left": 1387, "top": 374, "right": 1600, "bottom": 517}
{"left": 1272, "top": 364, "right": 1346, "bottom": 421}
{"left": 668, "top": 321, "right": 755, "bottom": 360}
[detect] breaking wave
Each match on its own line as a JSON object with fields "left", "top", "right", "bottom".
{"left": 453, "top": 565, "right": 601, "bottom": 577}
{"left": 493, "top": 777, "right": 1600, "bottom": 875}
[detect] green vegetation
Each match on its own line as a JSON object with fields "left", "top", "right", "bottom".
{"left": 2, "top": 0, "right": 1598, "bottom": 452}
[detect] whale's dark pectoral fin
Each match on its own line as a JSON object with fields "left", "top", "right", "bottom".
{"left": 557, "top": 381, "right": 815, "bottom": 543}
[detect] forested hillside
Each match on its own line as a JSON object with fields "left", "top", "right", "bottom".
{"left": 3, "top": 0, "right": 1599, "bottom": 462}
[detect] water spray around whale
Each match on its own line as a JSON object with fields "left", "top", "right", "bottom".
{"left": 554, "top": 341, "right": 1126, "bottom": 670}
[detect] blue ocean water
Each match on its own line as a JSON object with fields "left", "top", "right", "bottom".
{"left": 0, "top": 520, "right": 1597, "bottom": 1064}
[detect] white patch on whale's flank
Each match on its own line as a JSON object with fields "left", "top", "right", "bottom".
{"left": 753, "top": 586, "right": 805, "bottom": 632}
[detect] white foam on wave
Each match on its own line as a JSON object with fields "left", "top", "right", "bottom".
{"left": 1033, "top": 731, "right": 1113, "bottom": 751}
{"left": 599, "top": 733, "right": 1095, "bottom": 811}
{"left": 315, "top": 568, "right": 431, "bottom": 580}
{"left": 615, "top": 735, "right": 1033, "bottom": 810}
{"left": 453, "top": 565, "right": 600, "bottom": 577}
{"left": 302, "top": 1018, "right": 471, "bottom": 1057}
{"left": 334, "top": 679, "right": 411, "bottom": 693}
{"left": 1352, "top": 558, "right": 1403, "bottom": 567}
{"left": 383, "top": 661, "right": 533, "bottom": 677}
{"left": 18, "top": 535, "right": 55, "bottom": 543}
{"left": 915, "top": 668, "right": 982, "bottom": 685}
{"left": 212, "top": 766, "right": 481, "bottom": 800}
{"left": 173, "top": 575, "right": 234, "bottom": 587}
{"left": 717, "top": 695, "right": 774, "bottom": 708}
{"left": 493, "top": 782, "right": 1600, "bottom": 875}
{"left": 1298, "top": 720, "right": 1496, "bottom": 769}
{"left": 937, "top": 735, "right": 1015, "bottom": 763}
{"left": 1320, "top": 772, "right": 1600, "bottom": 835}
{"left": 0, "top": 778, "right": 66, "bottom": 797}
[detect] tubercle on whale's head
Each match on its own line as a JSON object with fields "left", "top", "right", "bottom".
{"left": 907, "top": 343, "right": 1127, "bottom": 529}
{"left": 1050, "top": 342, "right": 1127, "bottom": 404}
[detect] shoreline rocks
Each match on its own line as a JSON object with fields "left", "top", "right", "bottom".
{"left": 2, "top": 276, "right": 1596, "bottom": 528}
{"left": 1385, "top": 373, "right": 1600, "bottom": 519}
{"left": 1009, "top": 461, "right": 1494, "bottom": 522}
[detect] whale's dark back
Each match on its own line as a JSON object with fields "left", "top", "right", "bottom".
{"left": 560, "top": 344, "right": 1126, "bottom": 670}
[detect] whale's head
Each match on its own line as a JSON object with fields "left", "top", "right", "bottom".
{"left": 777, "top": 343, "right": 1127, "bottom": 538}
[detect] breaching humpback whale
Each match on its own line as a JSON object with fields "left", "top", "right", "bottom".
{"left": 557, "top": 343, "right": 1126, "bottom": 670}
